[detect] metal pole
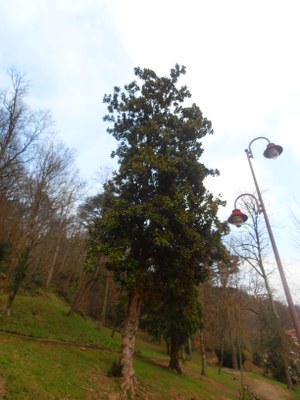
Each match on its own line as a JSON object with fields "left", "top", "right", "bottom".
{"left": 245, "top": 148, "right": 300, "bottom": 345}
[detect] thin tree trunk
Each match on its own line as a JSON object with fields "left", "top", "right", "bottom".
{"left": 67, "top": 272, "right": 88, "bottom": 316}
{"left": 3, "top": 250, "right": 29, "bottom": 315}
{"left": 110, "top": 324, "right": 118, "bottom": 338}
{"left": 119, "top": 288, "right": 142, "bottom": 397}
{"left": 165, "top": 339, "right": 170, "bottom": 355}
{"left": 187, "top": 337, "right": 192, "bottom": 361}
{"left": 62, "top": 245, "right": 73, "bottom": 288}
{"left": 282, "top": 351, "right": 293, "bottom": 390}
{"left": 236, "top": 302, "right": 248, "bottom": 400}
{"left": 181, "top": 345, "right": 186, "bottom": 365}
{"left": 100, "top": 277, "right": 110, "bottom": 325}
{"left": 218, "top": 340, "right": 224, "bottom": 375}
{"left": 230, "top": 335, "right": 238, "bottom": 370}
{"left": 228, "top": 310, "right": 238, "bottom": 370}
{"left": 3, "top": 288, "right": 18, "bottom": 316}
{"left": 199, "top": 328, "right": 206, "bottom": 375}
{"left": 45, "top": 240, "right": 60, "bottom": 288}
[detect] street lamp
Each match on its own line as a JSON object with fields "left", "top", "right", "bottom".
{"left": 228, "top": 136, "right": 300, "bottom": 346}
{"left": 228, "top": 193, "right": 263, "bottom": 227}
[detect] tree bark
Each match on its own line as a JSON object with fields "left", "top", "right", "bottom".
{"left": 3, "top": 289, "right": 18, "bottom": 316}
{"left": 199, "top": 328, "right": 206, "bottom": 375}
{"left": 218, "top": 340, "right": 224, "bottom": 375}
{"left": 119, "top": 288, "right": 142, "bottom": 397}
{"left": 100, "top": 277, "right": 110, "bottom": 325}
{"left": 45, "top": 240, "right": 60, "bottom": 288}
{"left": 187, "top": 337, "right": 192, "bottom": 362}
{"left": 168, "top": 334, "right": 182, "bottom": 374}
{"left": 228, "top": 310, "right": 238, "bottom": 370}
{"left": 3, "top": 250, "right": 29, "bottom": 315}
{"left": 67, "top": 272, "right": 88, "bottom": 317}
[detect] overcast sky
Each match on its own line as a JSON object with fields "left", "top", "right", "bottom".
{"left": 1, "top": 0, "right": 300, "bottom": 302}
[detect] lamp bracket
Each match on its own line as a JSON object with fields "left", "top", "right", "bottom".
{"left": 246, "top": 136, "right": 271, "bottom": 159}
{"left": 233, "top": 193, "right": 263, "bottom": 214}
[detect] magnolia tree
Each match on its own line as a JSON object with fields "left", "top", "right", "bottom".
{"left": 87, "top": 65, "right": 227, "bottom": 395}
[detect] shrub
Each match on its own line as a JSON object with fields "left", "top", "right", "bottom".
{"left": 107, "top": 360, "right": 122, "bottom": 377}
{"left": 215, "top": 347, "right": 245, "bottom": 369}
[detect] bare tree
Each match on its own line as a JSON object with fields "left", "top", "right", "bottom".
{"left": 228, "top": 195, "right": 293, "bottom": 388}
{"left": 214, "top": 257, "right": 240, "bottom": 373}
{"left": 3, "top": 139, "right": 83, "bottom": 314}
{"left": 0, "top": 68, "right": 53, "bottom": 291}
{"left": 0, "top": 68, "right": 51, "bottom": 196}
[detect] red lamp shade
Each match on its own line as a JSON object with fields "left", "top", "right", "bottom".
{"left": 263, "top": 143, "right": 283, "bottom": 159}
{"left": 227, "top": 209, "right": 248, "bottom": 227}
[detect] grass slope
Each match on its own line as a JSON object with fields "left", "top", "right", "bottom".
{"left": 0, "top": 290, "right": 298, "bottom": 400}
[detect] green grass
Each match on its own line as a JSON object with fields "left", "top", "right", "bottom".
{"left": 291, "top": 388, "right": 300, "bottom": 400}
{"left": 0, "top": 291, "right": 118, "bottom": 347}
{"left": 0, "top": 337, "right": 107, "bottom": 399}
{"left": 0, "top": 290, "right": 299, "bottom": 399}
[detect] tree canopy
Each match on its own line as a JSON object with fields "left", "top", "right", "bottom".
{"left": 87, "top": 64, "right": 228, "bottom": 393}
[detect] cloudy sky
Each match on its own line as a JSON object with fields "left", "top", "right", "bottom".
{"left": 1, "top": 0, "right": 300, "bottom": 302}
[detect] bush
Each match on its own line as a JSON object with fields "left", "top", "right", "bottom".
{"left": 107, "top": 360, "right": 122, "bottom": 377}
{"left": 215, "top": 347, "right": 245, "bottom": 369}
{"left": 252, "top": 351, "right": 263, "bottom": 367}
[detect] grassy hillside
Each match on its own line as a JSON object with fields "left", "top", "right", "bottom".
{"left": 0, "top": 290, "right": 299, "bottom": 400}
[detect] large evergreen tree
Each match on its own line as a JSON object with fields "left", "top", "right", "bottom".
{"left": 88, "top": 65, "right": 227, "bottom": 395}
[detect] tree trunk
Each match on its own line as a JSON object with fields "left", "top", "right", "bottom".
{"left": 119, "top": 288, "right": 142, "bottom": 397}
{"left": 168, "top": 334, "right": 182, "bottom": 374}
{"left": 45, "top": 239, "right": 61, "bottom": 288}
{"left": 3, "top": 251, "right": 29, "bottom": 315}
{"left": 199, "top": 328, "right": 206, "bottom": 375}
{"left": 229, "top": 322, "right": 238, "bottom": 370}
{"left": 181, "top": 345, "right": 186, "bottom": 364}
{"left": 218, "top": 341, "right": 224, "bottom": 375}
{"left": 100, "top": 277, "right": 110, "bottom": 325}
{"left": 3, "top": 288, "right": 18, "bottom": 316}
{"left": 187, "top": 337, "right": 192, "bottom": 361}
{"left": 67, "top": 272, "right": 88, "bottom": 317}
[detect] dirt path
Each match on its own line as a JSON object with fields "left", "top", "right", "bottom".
{"left": 156, "top": 359, "right": 292, "bottom": 400}
{"left": 243, "top": 375, "right": 290, "bottom": 400}
{"left": 226, "top": 369, "right": 290, "bottom": 400}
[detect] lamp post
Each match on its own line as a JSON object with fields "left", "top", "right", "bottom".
{"left": 228, "top": 136, "right": 300, "bottom": 346}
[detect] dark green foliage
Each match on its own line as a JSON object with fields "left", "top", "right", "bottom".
{"left": 0, "top": 241, "right": 10, "bottom": 262}
{"left": 0, "top": 241, "right": 11, "bottom": 274}
{"left": 111, "top": 294, "right": 128, "bottom": 337}
{"left": 78, "top": 193, "right": 104, "bottom": 228}
{"left": 264, "top": 347, "right": 286, "bottom": 382}
{"left": 252, "top": 351, "right": 263, "bottom": 367}
{"left": 141, "top": 282, "right": 203, "bottom": 349}
{"left": 215, "top": 347, "right": 245, "bottom": 369}
{"left": 88, "top": 64, "right": 227, "bottom": 291}
{"left": 256, "top": 303, "right": 293, "bottom": 384}
{"left": 262, "top": 333, "right": 295, "bottom": 384}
